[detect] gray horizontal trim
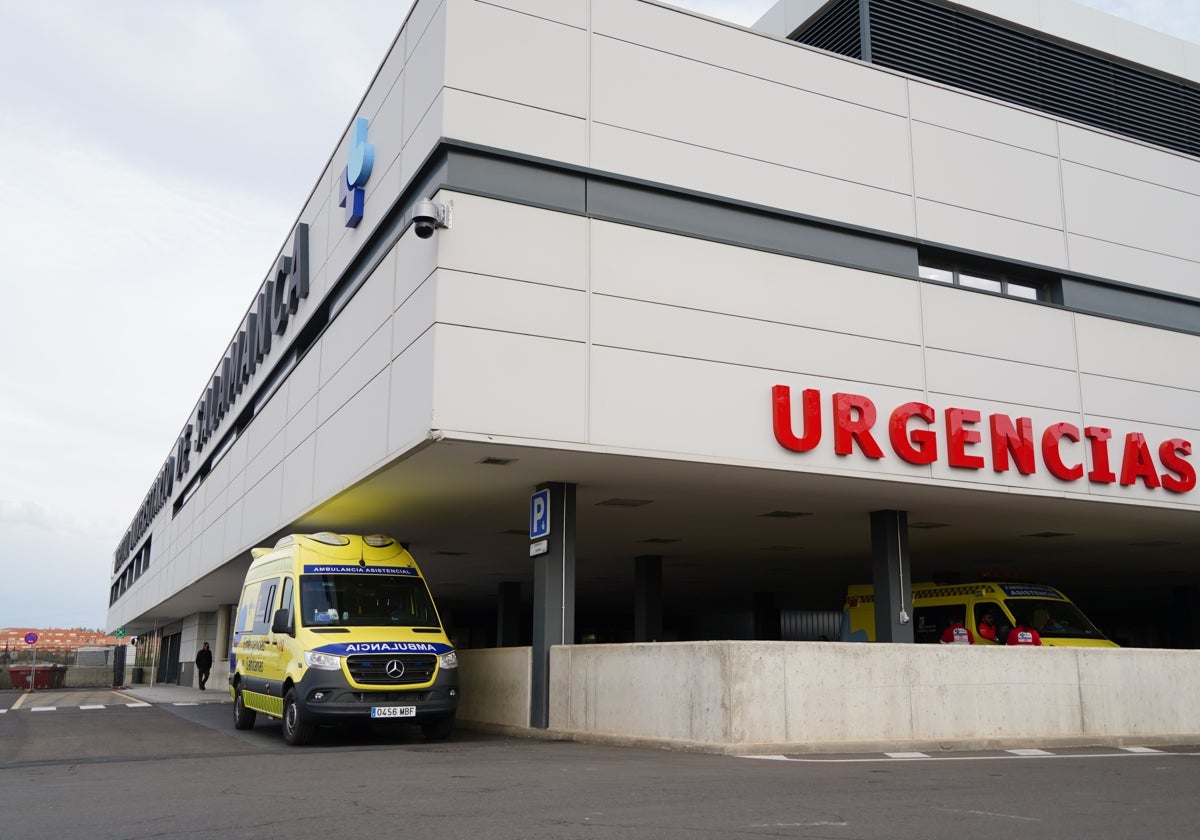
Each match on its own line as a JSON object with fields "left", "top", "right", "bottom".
{"left": 1061, "top": 279, "right": 1200, "bottom": 334}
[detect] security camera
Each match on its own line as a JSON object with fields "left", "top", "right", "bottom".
{"left": 412, "top": 200, "right": 448, "bottom": 239}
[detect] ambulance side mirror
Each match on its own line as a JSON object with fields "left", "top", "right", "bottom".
{"left": 271, "top": 608, "right": 294, "bottom": 636}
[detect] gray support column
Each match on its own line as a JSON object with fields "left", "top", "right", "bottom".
{"left": 215, "top": 603, "right": 232, "bottom": 660}
{"left": 753, "top": 591, "right": 780, "bottom": 640}
{"left": 634, "top": 555, "right": 663, "bottom": 643}
{"left": 531, "top": 482, "right": 576, "bottom": 729}
{"left": 870, "top": 509, "right": 914, "bottom": 643}
{"left": 497, "top": 581, "right": 522, "bottom": 647}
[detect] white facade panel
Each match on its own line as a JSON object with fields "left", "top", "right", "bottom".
{"left": 437, "top": 193, "right": 588, "bottom": 291}
{"left": 1075, "top": 316, "right": 1200, "bottom": 393}
{"left": 445, "top": 0, "right": 588, "bottom": 118}
{"left": 437, "top": 271, "right": 587, "bottom": 343}
{"left": 320, "top": 253, "right": 397, "bottom": 386}
{"left": 486, "top": 0, "right": 587, "bottom": 27}
{"left": 1066, "top": 236, "right": 1199, "bottom": 300}
{"left": 908, "top": 81, "right": 1059, "bottom": 158}
{"left": 915, "top": 199, "right": 1068, "bottom": 270}
{"left": 388, "top": 329, "right": 437, "bottom": 451}
{"left": 240, "top": 463, "right": 285, "bottom": 548}
{"left": 312, "top": 371, "right": 392, "bottom": 501}
{"left": 284, "top": 396, "right": 318, "bottom": 458}
{"left": 1062, "top": 162, "right": 1200, "bottom": 265}
{"left": 280, "top": 434, "right": 317, "bottom": 522}
{"left": 920, "top": 284, "right": 1077, "bottom": 370}
{"left": 589, "top": 221, "right": 923, "bottom": 345}
{"left": 442, "top": 88, "right": 587, "bottom": 167}
{"left": 591, "top": 35, "right": 913, "bottom": 197}
{"left": 589, "top": 123, "right": 917, "bottom": 236}
{"left": 1080, "top": 375, "right": 1200, "bottom": 431}
{"left": 431, "top": 325, "right": 587, "bottom": 441}
{"left": 316, "top": 323, "right": 393, "bottom": 428}
{"left": 392, "top": 277, "right": 437, "bottom": 360}
{"left": 912, "top": 122, "right": 1064, "bottom": 230}
{"left": 591, "top": 295, "right": 924, "bottom": 391}
{"left": 598, "top": 0, "right": 909, "bottom": 117}
{"left": 925, "top": 349, "right": 1081, "bottom": 413}
{"left": 286, "top": 347, "right": 322, "bottom": 422}
{"left": 403, "top": 3, "right": 447, "bottom": 145}
{"left": 1059, "top": 124, "right": 1200, "bottom": 197}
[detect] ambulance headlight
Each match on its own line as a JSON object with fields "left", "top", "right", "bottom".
{"left": 304, "top": 651, "right": 343, "bottom": 670}
{"left": 439, "top": 651, "right": 458, "bottom": 670}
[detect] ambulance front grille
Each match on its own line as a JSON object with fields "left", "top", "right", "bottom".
{"left": 346, "top": 653, "right": 436, "bottom": 685}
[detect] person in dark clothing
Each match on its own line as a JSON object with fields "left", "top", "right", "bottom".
{"left": 196, "top": 642, "right": 213, "bottom": 690}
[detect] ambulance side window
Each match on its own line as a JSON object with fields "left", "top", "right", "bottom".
{"left": 278, "top": 578, "right": 294, "bottom": 628}
{"left": 253, "top": 577, "right": 280, "bottom": 635}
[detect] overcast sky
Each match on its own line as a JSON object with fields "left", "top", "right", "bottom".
{"left": 1, "top": 0, "right": 1196, "bottom": 631}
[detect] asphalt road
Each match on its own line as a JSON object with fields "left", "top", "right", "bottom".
{"left": 2, "top": 688, "right": 1199, "bottom": 839}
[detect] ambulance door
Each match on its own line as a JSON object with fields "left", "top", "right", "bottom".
{"left": 262, "top": 576, "right": 294, "bottom": 691}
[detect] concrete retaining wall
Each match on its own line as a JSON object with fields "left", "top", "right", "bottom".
{"left": 547, "top": 641, "right": 1200, "bottom": 753}
{"left": 457, "top": 647, "right": 532, "bottom": 730}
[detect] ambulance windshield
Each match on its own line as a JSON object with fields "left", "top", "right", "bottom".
{"left": 1006, "top": 599, "right": 1108, "bottom": 641}
{"left": 300, "top": 574, "right": 440, "bottom": 628}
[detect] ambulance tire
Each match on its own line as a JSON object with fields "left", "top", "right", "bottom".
{"left": 421, "top": 711, "right": 455, "bottom": 741}
{"left": 282, "top": 688, "right": 315, "bottom": 746}
{"left": 233, "top": 685, "right": 257, "bottom": 730}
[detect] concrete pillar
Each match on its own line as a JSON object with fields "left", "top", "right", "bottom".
{"left": 497, "top": 581, "right": 522, "bottom": 647}
{"left": 870, "top": 509, "right": 914, "bottom": 643}
{"left": 634, "top": 555, "right": 663, "bottom": 642}
{"left": 531, "top": 482, "right": 576, "bottom": 729}
{"left": 215, "top": 603, "right": 232, "bottom": 659}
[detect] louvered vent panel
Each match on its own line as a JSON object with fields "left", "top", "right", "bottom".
{"left": 791, "top": 0, "right": 862, "bottom": 60}
{"left": 800, "top": 0, "right": 1200, "bottom": 158}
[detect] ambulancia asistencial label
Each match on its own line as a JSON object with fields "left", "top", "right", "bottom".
{"left": 303, "top": 564, "right": 417, "bottom": 576}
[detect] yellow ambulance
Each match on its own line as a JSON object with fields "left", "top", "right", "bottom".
{"left": 840, "top": 581, "right": 1117, "bottom": 647}
{"left": 229, "top": 532, "right": 459, "bottom": 745}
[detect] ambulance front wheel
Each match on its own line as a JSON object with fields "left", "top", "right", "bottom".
{"left": 233, "top": 685, "right": 256, "bottom": 730}
{"left": 282, "top": 688, "right": 315, "bottom": 746}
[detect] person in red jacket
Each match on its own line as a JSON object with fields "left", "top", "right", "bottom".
{"left": 1007, "top": 621, "right": 1042, "bottom": 646}
{"left": 940, "top": 619, "right": 974, "bottom": 645}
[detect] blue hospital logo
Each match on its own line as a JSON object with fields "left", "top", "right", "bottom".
{"left": 339, "top": 117, "right": 375, "bottom": 228}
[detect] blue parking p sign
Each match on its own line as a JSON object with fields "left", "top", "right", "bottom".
{"left": 530, "top": 489, "right": 550, "bottom": 540}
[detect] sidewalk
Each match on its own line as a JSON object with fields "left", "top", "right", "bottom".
{"left": 120, "top": 682, "right": 231, "bottom": 705}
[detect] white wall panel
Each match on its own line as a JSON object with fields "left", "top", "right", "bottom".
{"left": 925, "top": 349, "right": 1080, "bottom": 412}
{"left": 486, "top": 0, "right": 586, "bottom": 27}
{"left": 1074, "top": 315, "right": 1200, "bottom": 392}
{"left": 320, "top": 253, "right": 396, "bottom": 385}
{"left": 312, "top": 371, "right": 392, "bottom": 501}
{"left": 239, "top": 464, "right": 284, "bottom": 548}
{"left": 592, "top": 295, "right": 924, "bottom": 391}
{"left": 388, "top": 330, "right": 437, "bottom": 452}
{"left": 401, "top": 87, "right": 444, "bottom": 191}
{"left": 908, "top": 81, "right": 1058, "bottom": 156}
{"left": 437, "top": 192, "right": 587, "bottom": 290}
{"left": 1065, "top": 235, "right": 1199, "bottom": 300}
{"left": 597, "top": 0, "right": 908, "bottom": 117}
{"left": 916, "top": 199, "right": 1068, "bottom": 269}
{"left": 394, "top": 229, "right": 438, "bottom": 310}
{"left": 1059, "top": 125, "right": 1200, "bottom": 196}
{"left": 912, "top": 122, "right": 1063, "bottom": 229}
{"left": 445, "top": 0, "right": 587, "bottom": 117}
{"left": 287, "top": 346, "right": 322, "bottom": 421}
{"left": 589, "top": 123, "right": 917, "bottom": 237}
{"left": 403, "top": 2, "right": 447, "bottom": 145}
{"left": 317, "top": 323, "right": 393, "bottom": 427}
{"left": 1080, "top": 375, "right": 1200, "bottom": 430}
{"left": 431, "top": 325, "right": 586, "bottom": 441}
{"left": 1062, "top": 162, "right": 1200, "bottom": 264}
{"left": 280, "top": 434, "right": 316, "bottom": 522}
{"left": 442, "top": 88, "right": 587, "bottom": 167}
{"left": 589, "top": 221, "right": 922, "bottom": 345}
{"left": 242, "top": 427, "right": 286, "bottom": 497}
{"left": 284, "top": 396, "right": 318, "bottom": 457}
{"left": 221, "top": 497, "right": 245, "bottom": 558}
{"left": 437, "top": 270, "right": 586, "bottom": 342}
{"left": 393, "top": 277, "right": 436, "bottom": 359}
{"left": 591, "top": 36, "right": 912, "bottom": 195}
{"left": 920, "top": 283, "right": 1077, "bottom": 369}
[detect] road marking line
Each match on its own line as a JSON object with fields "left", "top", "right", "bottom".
{"left": 1007, "top": 749, "right": 1054, "bottom": 756}
{"left": 172, "top": 702, "right": 200, "bottom": 706}
{"left": 0, "top": 709, "right": 7, "bottom": 714}
{"left": 125, "top": 702, "right": 152, "bottom": 708}
{"left": 1120, "top": 746, "right": 1162, "bottom": 753}
{"left": 79, "top": 705, "right": 106, "bottom": 710}
{"left": 885, "top": 751, "right": 930, "bottom": 758}
{"left": 31, "top": 707, "right": 58, "bottom": 712}
{"left": 742, "top": 755, "right": 791, "bottom": 761}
